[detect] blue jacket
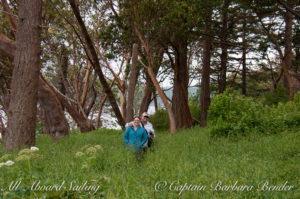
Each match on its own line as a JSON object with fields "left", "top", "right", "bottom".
{"left": 123, "top": 126, "right": 148, "bottom": 150}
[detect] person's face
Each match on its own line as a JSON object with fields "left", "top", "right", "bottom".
{"left": 141, "top": 115, "right": 149, "bottom": 123}
{"left": 133, "top": 118, "right": 140, "bottom": 127}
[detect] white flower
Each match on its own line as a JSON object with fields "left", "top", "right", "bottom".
{"left": 0, "top": 160, "right": 14, "bottom": 167}
{"left": 94, "top": 145, "right": 103, "bottom": 151}
{"left": 4, "top": 160, "right": 14, "bottom": 166}
{"left": 75, "top": 152, "right": 84, "bottom": 158}
{"left": 30, "top": 146, "right": 39, "bottom": 151}
{"left": 85, "top": 147, "right": 97, "bottom": 155}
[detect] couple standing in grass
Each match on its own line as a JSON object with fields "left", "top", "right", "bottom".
{"left": 123, "top": 112, "right": 155, "bottom": 159}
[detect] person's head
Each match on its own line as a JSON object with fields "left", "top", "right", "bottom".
{"left": 133, "top": 115, "right": 140, "bottom": 127}
{"left": 141, "top": 112, "right": 149, "bottom": 124}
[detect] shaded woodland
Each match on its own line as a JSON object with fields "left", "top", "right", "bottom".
{"left": 0, "top": 0, "right": 299, "bottom": 151}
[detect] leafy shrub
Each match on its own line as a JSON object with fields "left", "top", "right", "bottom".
{"left": 150, "top": 104, "right": 201, "bottom": 131}
{"left": 149, "top": 109, "right": 169, "bottom": 131}
{"left": 208, "top": 88, "right": 262, "bottom": 137}
{"left": 189, "top": 103, "right": 201, "bottom": 126}
{"left": 294, "top": 92, "right": 300, "bottom": 110}
{"left": 208, "top": 88, "right": 300, "bottom": 138}
{"left": 283, "top": 111, "right": 300, "bottom": 127}
{"left": 263, "top": 84, "right": 288, "bottom": 106}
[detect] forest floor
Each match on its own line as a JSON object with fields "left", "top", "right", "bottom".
{"left": 0, "top": 126, "right": 299, "bottom": 198}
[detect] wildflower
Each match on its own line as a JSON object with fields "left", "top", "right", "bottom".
{"left": 81, "top": 145, "right": 92, "bottom": 151}
{"left": 15, "top": 155, "right": 31, "bottom": 162}
{"left": 18, "top": 148, "right": 33, "bottom": 156}
{"left": 75, "top": 152, "right": 84, "bottom": 158}
{"left": 94, "top": 145, "right": 103, "bottom": 151}
{"left": 31, "top": 154, "right": 43, "bottom": 159}
{"left": 30, "top": 146, "right": 39, "bottom": 151}
{"left": 102, "top": 176, "right": 111, "bottom": 183}
{"left": 0, "top": 154, "right": 12, "bottom": 162}
{"left": 85, "top": 147, "right": 97, "bottom": 155}
{"left": 0, "top": 160, "right": 14, "bottom": 167}
{"left": 4, "top": 160, "right": 14, "bottom": 166}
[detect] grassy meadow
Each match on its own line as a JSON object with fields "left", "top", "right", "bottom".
{"left": 0, "top": 127, "right": 299, "bottom": 198}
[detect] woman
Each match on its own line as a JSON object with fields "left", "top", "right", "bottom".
{"left": 123, "top": 116, "right": 148, "bottom": 152}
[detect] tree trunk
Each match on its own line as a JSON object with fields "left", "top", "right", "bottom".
{"left": 40, "top": 76, "right": 94, "bottom": 132}
{"left": 283, "top": 5, "right": 294, "bottom": 93}
{"left": 219, "top": 0, "right": 229, "bottom": 93}
{"left": 126, "top": 43, "right": 139, "bottom": 122}
{"left": 256, "top": 11, "right": 294, "bottom": 101}
{"left": 0, "top": 33, "right": 16, "bottom": 58}
{"left": 80, "top": 60, "right": 92, "bottom": 107}
{"left": 147, "top": 66, "right": 176, "bottom": 133}
{"left": 0, "top": 20, "right": 70, "bottom": 141}
{"left": 134, "top": 24, "right": 176, "bottom": 133}
{"left": 120, "top": 88, "right": 126, "bottom": 119}
{"left": 0, "top": 26, "right": 90, "bottom": 134}
{"left": 139, "top": 58, "right": 161, "bottom": 115}
{"left": 242, "top": 14, "right": 247, "bottom": 96}
{"left": 153, "top": 91, "right": 158, "bottom": 111}
{"left": 38, "top": 82, "right": 69, "bottom": 139}
{"left": 200, "top": 10, "right": 212, "bottom": 127}
{"left": 4, "top": 0, "right": 42, "bottom": 151}
{"left": 139, "top": 81, "right": 153, "bottom": 114}
{"left": 96, "top": 95, "right": 107, "bottom": 129}
{"left": 172, "top": 39, "right": 192, "bottom": 129}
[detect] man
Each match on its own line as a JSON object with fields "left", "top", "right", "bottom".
{"left": 126, "top": 112, "right": 155, "bottom": 148}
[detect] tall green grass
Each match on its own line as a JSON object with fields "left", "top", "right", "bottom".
{"left": 0, "top": 127, "right": 299, "bottom": 198}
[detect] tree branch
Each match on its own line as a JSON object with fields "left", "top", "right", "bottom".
{"left": 69, "top": 0, "right": 125, "bottom": 129}
{"left": 276, "top": 0, "right": 300, "bottom": 19}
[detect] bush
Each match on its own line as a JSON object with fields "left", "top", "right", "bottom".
{"left": 149, "top": 109, "right": 169, "bottom": 131}
{"left": 262, "top": 84, "right": 288, "bottom": 106}
{"left": 284, "top": 111, "right": 300, "bottom": 127}
{"left": 294, "top": 92, "right": 300, "bottom": 110}
{"left": 150, "top": 104, "right": 201, "bottom": 131}
{"left": 208, "top": 88, "right": 262, "bottom": 137}
{"left": 208, "top": 88, "right": 300, "bottom": 138}
{"left": 189, "top": 103, "right": 201, "bottom": 126}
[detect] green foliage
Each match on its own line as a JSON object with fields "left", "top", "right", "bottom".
{"left": 188, "top": 88, "right": 200, "bottom": 105}
{"left": 188, "top": 88, "right": 201, "bottom": 125}
{"left": 189, "top": 103, "right": 201, "bottom": 126}
{"left": 262, "top": 84, "right": 289, "bottom": 106}
{"left": 208, "top": 88, "right": 261, "bottom": 137}
{"left": 35, "top": 121, "right": 43, "bottom": 135}
{"left": 293, "top": 92, "right": 300, "bottom": 109}
{"left": 208, "top": 88, "right": 300, "bottom": 137}
{"left": 149, "top": 109, "right": 169, "bottom": 131}
{"left": 0, "top": 127, "right": 299, "bottom": 198}
{"left": 149, "top": 103, "right": 201, "bottom": 130}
